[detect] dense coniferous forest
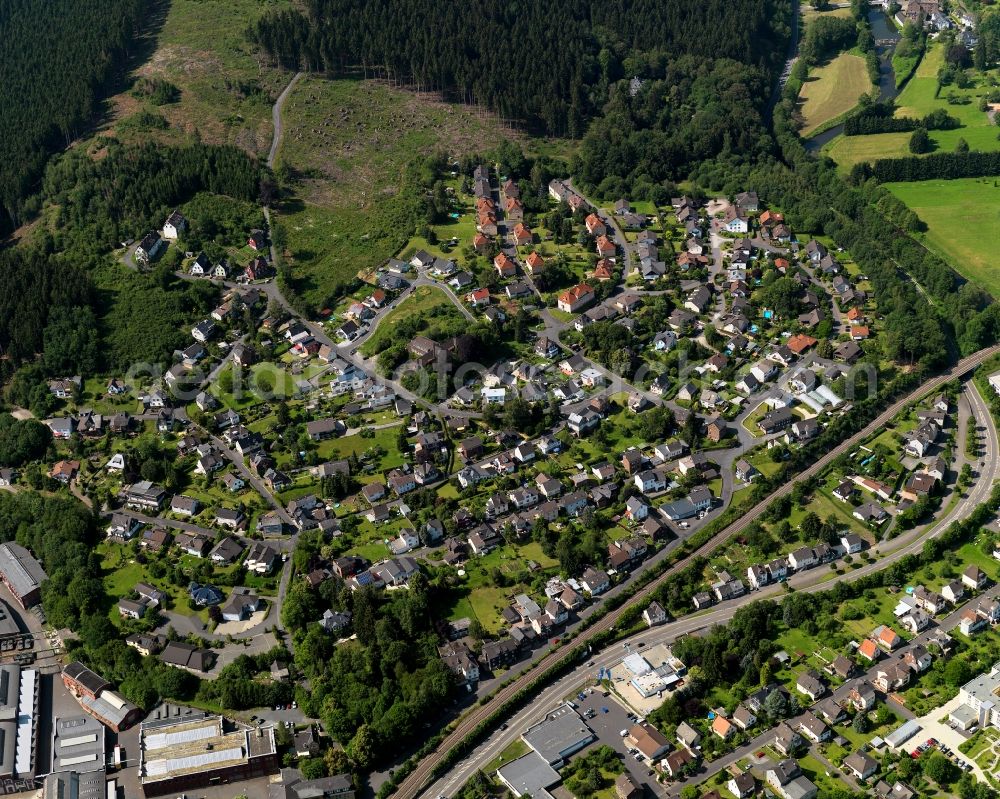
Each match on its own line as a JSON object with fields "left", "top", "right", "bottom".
{"left": 861, "top": 150, "right": 1000, "bottom": 182}
{"left": 571, "top": 57, "right": 778, "bottom": 197}
{"left": 0, "top": 250, "right": 94, "bottom": 367}
{"left": 248, "top": 0, "right": 791, "bottom": 155}
{"left": 0, "top": 0, "right": 142, "bottom": 235}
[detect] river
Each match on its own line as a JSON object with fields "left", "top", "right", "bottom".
{"left": 806, "top": 8, "right": 902, "bottom": 150}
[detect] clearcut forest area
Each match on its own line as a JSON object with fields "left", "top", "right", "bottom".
{"left": 272, "top": 77, "right": 511, "bottom": 309}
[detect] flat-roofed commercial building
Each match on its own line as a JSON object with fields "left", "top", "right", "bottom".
{"left": 521, "top": 704, "right": 594, "bottom": 767}
{"left": 138, "top": 713, "right": 279, "bottom": 796}
{"left": 51, "top": 714, "right": 105, "bottom": 773}
{"left": 496, "top": 751, "right": 561, "bottom": 798}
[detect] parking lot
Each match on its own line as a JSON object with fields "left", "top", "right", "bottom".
{"left": 571, "top": 682, "right": 661, "bottom": 791}
{"left": 908, "top": 695, "right": 983, "bottom": 781}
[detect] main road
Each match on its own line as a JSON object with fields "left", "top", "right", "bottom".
{"left": 390, "top": 344, "right": 1000, "bottom": 799}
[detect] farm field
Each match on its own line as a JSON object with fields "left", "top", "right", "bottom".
{"left": 799, "top": 52, "right": 873, "bottom": 137}
{"left": 885, "top": 178, "right": 1000, "bottom": 298}
{"left": 274, "top": 77, "right": 509, "bottom": 309}
{"left": 824, "top": 42, "right": 1000, "bottom": 169}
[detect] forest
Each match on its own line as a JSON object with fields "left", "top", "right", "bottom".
{"left": 0, "top": 249, "right": 95, "bottom": 373}
{"left": 39, "top": 141, "right": 264, "bottom": 267}
{"left": 0, "top": 0, "right": 142, "bottom": 236}
{"left": 247, "top": 0, "right": 790, "bottom": 165}
{"left": 0, "top": 139, "right": 263, "bottom": 388}
{"left": 571, "top": 56, "right": 780, "bottom": 198}
{"left": 860, "top": 150, "right": 1000, "bottom": 182}
{"left": 282, "top": 531, "right": 454, "bottom": 770}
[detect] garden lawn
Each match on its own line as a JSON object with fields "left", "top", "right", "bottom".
{"left": 316, "top": 427, "right": 407, "bottom": 470}
{"left": 468, "top": 585, "right": 513, "bottom": 635}
{"left": 799, "top": 53, "right": 873, "bottom": 137}
{"left": 884, "top": 178, "right": 1000, "bottom": 300}
{"left": 518, "top": 542, "right": 559, "bottom": 570}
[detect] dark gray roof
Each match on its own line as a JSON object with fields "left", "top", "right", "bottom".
{"left": 0, "top": 542, "right": 46, "bottom": 599}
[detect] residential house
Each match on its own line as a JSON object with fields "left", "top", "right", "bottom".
{"left": 643, "top": 602, "right": 668, "bottom": 627}
{"left": 796, "top": 671, "right": 827, "bottom": 702}
{"left": 941, "top": 580, "right": 966, "bottom": 604}
{"left": 772, "top": 722, "right": 803, "bottom": 756}
{"left": 711, "top": 715, "right": 734, "bottom": 741}
{"left": 844, "top": 751, "right": 878, "bottom": 781}
{"left": 557, "top": 283, "right": 595, "bottom": 314}
{"left": 676, "top": 721, "right": 702, "bottom": 751}
{"left": 796, "top": 712, "right": 831, "bottom": 743}
{"left": 580, "top": 567, "right": 610, "bottom": 596}
{"left": 963, "top": 565, "right": 988, "bottom": 592}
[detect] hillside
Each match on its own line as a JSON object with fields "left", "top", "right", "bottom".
{"left": 250, "top": 0, "right": 790, "bottom": 136}
{"left": 0, "top": 0, "right": 142, "bottom": 235}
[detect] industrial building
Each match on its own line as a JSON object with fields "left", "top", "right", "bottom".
{"left": 138, "top": 713, "right": 279, "bottom": 796}
{"left": 50, "top": 714, "right": 106, "bottom": 773}
{"left": 0, "top": 598, "right": 33, "bottom": 651}
{"left": 42, "top": 769, "right": 106, "bottom": 799}
{"left": 62, "top": 662, "right": 144, "bottom": 732}
{"left": 0, "top": 664, "right": 39, "bottom": 779}
{"left": 0, "top": 543, "right": 47, "bottom": 609}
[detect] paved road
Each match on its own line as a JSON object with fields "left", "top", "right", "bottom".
{"left": 565, "top": 179, "right": 635, "bottom": 275}
{"left": 391, "top": 345, "right": 1000, "bottom": 799}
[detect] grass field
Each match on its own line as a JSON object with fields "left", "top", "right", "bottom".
{"left": 885, "top": 178, "right": 1000, "bottom": 298}
{"left": 825, "top": 42, "right": 1000, "bottom": 169}
{"left": 275, "top": 77, "right": 512, "bottom": 308}
{"left": 802, "top": 5, "right": 853, "bottom": 25}
{"left": 358, "top": 285, "right": 459, "bottom": 355}
{"left": 799, "top": 52, "right": 873, "bottom": 137}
